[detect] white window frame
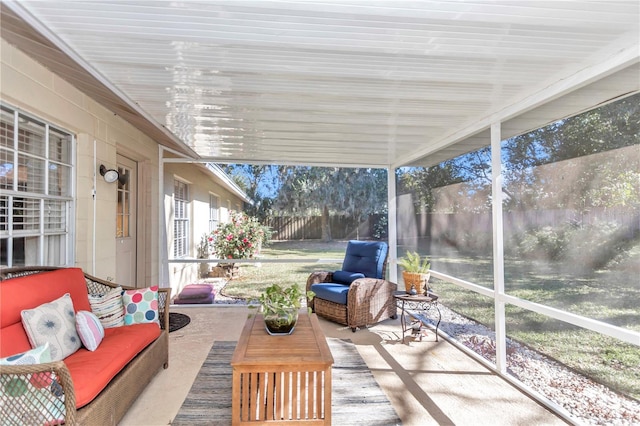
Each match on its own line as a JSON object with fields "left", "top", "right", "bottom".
{"left": 173, "top": 179, "right": 190, "bottom": 258}
{"left": 0, "top": 104, "right": 75, "bottom": 267}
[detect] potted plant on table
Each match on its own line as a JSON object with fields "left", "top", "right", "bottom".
{"left": 398, "top": 251, "right": 431, "bottom": 294}
{"left": 257, "top": 284, "right": 315, "bottom": 335}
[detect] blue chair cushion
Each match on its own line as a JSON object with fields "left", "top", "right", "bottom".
{"left": 333, "top": 270, "right": 365, "bottom": 284}
{"left": 341, "top": 240, "right": 388, "bottom": 279}
{"left": 310, "top": 283, "right": 351, "bottom": 305}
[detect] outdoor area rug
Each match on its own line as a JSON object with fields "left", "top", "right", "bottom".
{"left": 172, "top": 338, "right": 401, "bottom": 425}
{"left": 169, "top": 312, "right": 191, "bottom": 333}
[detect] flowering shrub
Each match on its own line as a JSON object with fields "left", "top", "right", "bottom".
{"left": 211, "top": 211, "right": 270, "bottom": 260}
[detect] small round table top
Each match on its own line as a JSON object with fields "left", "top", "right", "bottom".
{"left": 393, "top": 290, "right": 439, "bottom": 302}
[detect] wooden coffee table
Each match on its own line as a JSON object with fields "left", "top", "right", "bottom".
{"left": 231, "top": 313, "right": 334, "bottom": 425}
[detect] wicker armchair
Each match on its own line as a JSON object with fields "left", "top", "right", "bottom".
{"left": 306, "top": 241, "right": 397, "bottom": 332}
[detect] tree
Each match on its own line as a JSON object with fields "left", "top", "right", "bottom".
{"left": 275, "top": 166, "right": 387, "bottom": 241}
{"left": 220, "top": 164, "right": 278, "bottom": 221}
{"left": 399, "top": 93, "right": 639, "bottom": 214}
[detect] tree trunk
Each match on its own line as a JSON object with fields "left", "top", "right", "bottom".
{"left": 321, "top": 205, "right": 332, "bottom": 241}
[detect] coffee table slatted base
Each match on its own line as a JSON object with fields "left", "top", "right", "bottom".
{"left": 235, "top": 370, "right": 328, "bottom": 423}
{"left": 231, "top": 314, "right": 333, "bottom": 425}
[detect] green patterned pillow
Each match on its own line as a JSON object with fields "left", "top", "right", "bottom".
{"left": 0, "top": 343, "right": 66, "bottom": 424}
{"left": 0, "top": 343, "right": 51, "bottom": 365}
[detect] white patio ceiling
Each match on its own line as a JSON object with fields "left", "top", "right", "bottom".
{"left": 1, "top": 1, "right": 639, "bottom": 168}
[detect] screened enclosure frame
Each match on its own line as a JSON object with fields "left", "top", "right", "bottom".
{"left": 160, "top": 90, "right": 639, "bottom": 423}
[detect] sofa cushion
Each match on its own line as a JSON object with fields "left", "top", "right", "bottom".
{"left": 174, "top": 284, "right": 215, "bottom": 305}
{"left": 122, "top": 286, "right": 159, "bottom": 325}
{"left": 341, "top": 240, "right": 388, "bottom": 279}
{"left": 21, "top": 294, "right": 82, "bottom": 361}
{"left": 64, "top": 322, "right": 161, "bottom": 408}
{"left": 174, "top": 293, "right": 214, "bottom": 305}
{"left": 88, "top": 286, "right": 125, "bottom": 328}
{"left": 0, "top": 323, "right": 34, "bottom": 358}
{"left": 1, "top": 268, "right": 91, "bottom": 357}
{"left": 310, "top": 283, "right": 351, "bottom": 305}
{"left": 332, "top": 270, "right": 365, "bottom": 284}
{"left": 76, "top": 311, "right": 105, "bottom": 351}
{"left": 175, "top": 284, "right": 214, "bottom": 300}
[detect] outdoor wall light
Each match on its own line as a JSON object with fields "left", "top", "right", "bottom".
{"left": 99, "top": 164, "right": 128, "bottom": 185}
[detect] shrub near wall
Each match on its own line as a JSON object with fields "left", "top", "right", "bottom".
{"left": 211, "top": 212, "right": 270, "bottom": 259}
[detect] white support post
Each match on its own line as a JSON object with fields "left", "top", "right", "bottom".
{"left": 158, "top": 146, "right": 166, "bottom": 287}
{"left": 387, "top": 166, "right": 398, "bottom": 283}
{"left": 491, "top": 122, "right": 507, "bottom": 373}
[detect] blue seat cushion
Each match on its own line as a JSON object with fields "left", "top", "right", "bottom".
{"left": 333, "top": 270, "right": 365, "bottom": 284}
{"left": 341, "top": 240, "right": 388, "bottom": 279}
{"left": 310, "top": 283, "right": 350, "bottom": 305}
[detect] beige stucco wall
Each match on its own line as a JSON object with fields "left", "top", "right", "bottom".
{"left": 163, "top": 163, "right": 246, "bottom": 296}
{"left": 1, "top": 38, "right": 160, "bottom": 286}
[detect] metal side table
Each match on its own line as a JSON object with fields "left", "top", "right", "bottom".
{"left": 394, "top": 291, "right": 441, "bottom": 342}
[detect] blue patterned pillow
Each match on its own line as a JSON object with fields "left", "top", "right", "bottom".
{"left": 21, "top": 293, "right": 81, "bottom": 361}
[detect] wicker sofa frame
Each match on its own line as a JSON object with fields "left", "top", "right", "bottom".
{"left": 0, "top": 266, "right": 170, "bottom": 426}
{"left": 306, "top": 261, "right": 397, "bottom": 332}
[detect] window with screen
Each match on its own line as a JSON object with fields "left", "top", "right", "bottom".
{"left": 0, "top": 104, "right": 74, "bottom": 267}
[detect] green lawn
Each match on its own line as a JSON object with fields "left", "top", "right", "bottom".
{"left": 420, "top": 250, "right": 640, "bottom": 401}
{"left": 222, "top": 240, "right": 640, "bottom": 400}
{"left": 220, "top": 240, "right": 346, "bottom": 301}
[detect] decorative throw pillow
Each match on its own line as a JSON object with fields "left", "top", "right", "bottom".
{"left": 0, "top": 343, "right": 66, "bottom": 424}
{"left": 88, "top": 286, "right": 125, "bottom": 328}
{"left": 21, "top": 294, "right": 81, "bottom": 362}
{"left": 75, "top": 310, "right": 105, "bottom": 351}
{"left": 0, "top": 342, "right": 52, "bottom": 366}
{"left": 122, "top": 286, "right": 159, "bottom": 325}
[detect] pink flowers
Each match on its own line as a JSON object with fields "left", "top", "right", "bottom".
{"left": 210, "top": 211, "right": 270, "bottom": 260}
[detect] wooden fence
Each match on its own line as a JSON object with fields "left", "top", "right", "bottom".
{"left": 264, "top": 215, "right": 381, "bottom": 240}
{"left": 264, "top": 208, "right": 638, "bottom": 242}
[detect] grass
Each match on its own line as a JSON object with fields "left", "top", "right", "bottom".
{"left": 429, "top": 250, "right": 640, "bottom": 401}
{"left": 220, "top": 240, "right": 346, "bottom": 301}
{"left": 222, "top": 239, "right": 640, "bottom": 401}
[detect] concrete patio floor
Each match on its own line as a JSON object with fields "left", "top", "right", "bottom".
{"left": 120, "top": 306, "right": 566, "bottom": 425}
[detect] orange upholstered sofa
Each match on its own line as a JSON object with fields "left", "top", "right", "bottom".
{"left": 0, "top": 267, "right": 170, "bottom": 425}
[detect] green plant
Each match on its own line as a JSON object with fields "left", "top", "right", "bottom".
{"left": 252, "top": 283, "right": 315, "bottom": 334}
{"left": 197, "top": 233, "right": 212, "bottom": 258}
{"left": 256, "top": 283, "right": 315, "bottom": 317}
{"left": 398, "top": 251, "right": 431, "bottom": 273}
{"left": 211, "top": 211, "right": 270, "bottom": 259}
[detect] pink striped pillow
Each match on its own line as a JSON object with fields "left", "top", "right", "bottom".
{"left": 75, "top": 310, "right": 105, "bottom": 351}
